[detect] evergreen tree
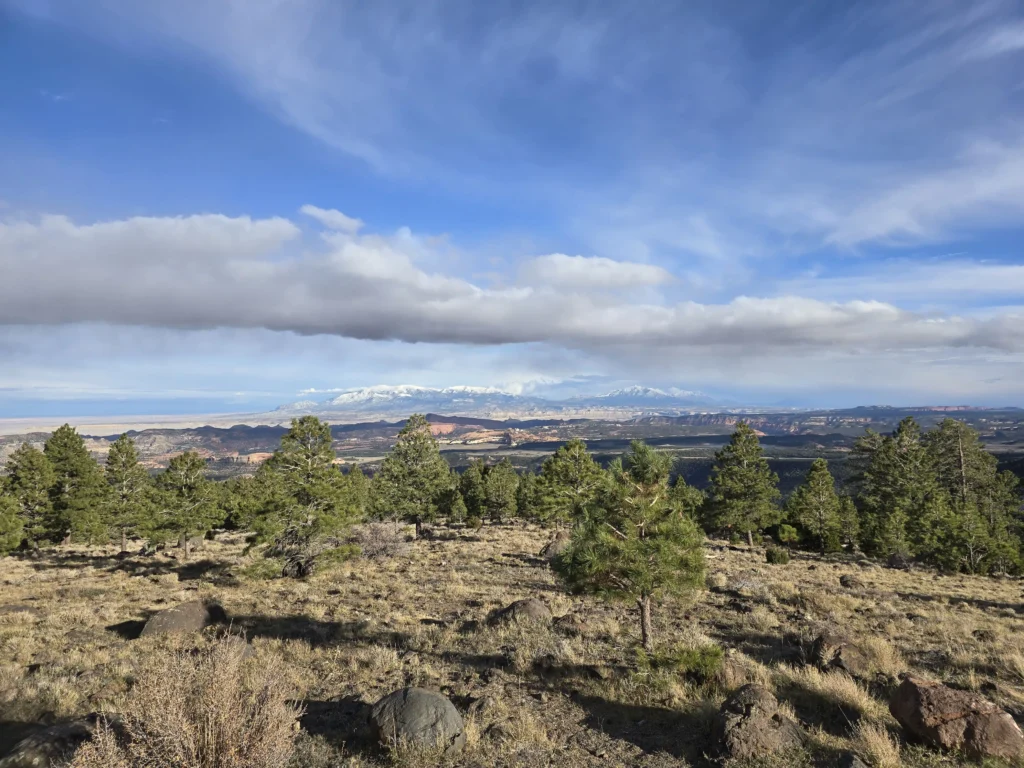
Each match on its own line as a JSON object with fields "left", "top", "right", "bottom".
{"left": 431, "top": 467, "right": 463, "bottom": 524}
{"left": 837, "top": 496, "right": 860, "bottom": 551}
{"left": 516, "top": 470, "right": 539, "bottom": 519}
{"left": 343, "top": 464, "right": 370, "bottom": 518}
{"left": 442, "top": 487, "right": 468, "bottom": 524}
{"left": 154, "top": 451, "right": 220, "bottom": 556}
{"left": 104, "top": 434, "right": 155, "bottom": 551}
{"left": 855, "top": 417, "right": 948, "bottom": 559}
{"left": 669, "top": 474, "right": 705, "bottom": 521}
{"left": 44, "top": 424, "right": 110, "bottom": 543}
{"left": 708, "top": 422, "right": 781, "bottom": 546}
{"left": 0, "top": 492, "right": 24, "bottom": 554}
{"left": 485, "top": 458, "right": 519, "bottom": 522}
{"left": 5, "top": 443, "right": 55, "bottom": 544}
{"left": 536, "top": 439, "right": 604, "bottom": 527}
{"left": 255, "top": 417, "right": 359, "bottom": 572}
{"left": 371, "top": 414, "right": 452, "bottom": 534}
{"left": 923, "top": 419, "right": 1022, "bottom": 573}
{"left": 459, "top": 460, "right": 487, "bottom": 520}
{"left": 786, "top": 458, "right": 841, "bottom": 555}
{"left": 554, "top": 441, "right": 705, "bottom": 651}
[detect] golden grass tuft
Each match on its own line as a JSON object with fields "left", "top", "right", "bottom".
{"left": 852, "top": 721, "right": 903, "bottom": 768}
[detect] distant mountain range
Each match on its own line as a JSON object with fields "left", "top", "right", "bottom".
{"left": 273, "top": 384, "right": 721, "bottom": 419}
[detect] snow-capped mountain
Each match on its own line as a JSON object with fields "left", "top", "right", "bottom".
{"left": 276, "top": 385, "right": 543, "bottom": 417}
{"left": 325, "top": 385, "right": 512, "bottom": 406}
{"left": 273, "top": 383, "right": 720, "bottom": 419}
{"left": 570, "top": 386, "right": 717, "bottom": 407}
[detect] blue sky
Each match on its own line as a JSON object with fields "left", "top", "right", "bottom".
{"left": 1, "top": 0, "right": 1024, "bottom": 416}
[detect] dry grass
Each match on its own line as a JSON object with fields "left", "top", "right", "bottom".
{"left": 67, "top": 635, "right": 301, "bottom": 768}
{"left": 0, "top": 528, "right": 1022, "bottom": 767}
{"left": 852, "top": 721, "right": 903, "bottom": 768}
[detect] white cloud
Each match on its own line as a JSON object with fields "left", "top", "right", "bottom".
{"left": 300, "top": 204, "right": 363, "bottom": 233}
{"left": 1, "top": 208, "right": 1023, "bottom": 357}
{"left": 520, "top": 253, "right": 672, "bottom": 290}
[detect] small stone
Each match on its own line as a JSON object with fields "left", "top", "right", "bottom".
{"left": 840, "top": 574, "right": 866, "bottom": 589}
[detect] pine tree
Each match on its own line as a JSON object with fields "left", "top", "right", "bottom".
{"left": 536, "top": 439, "right": 604, "bottom": 527}
{"left": 104, "top": 434, "right": 155, "bottom": 551}
{"left": 459, "top": 460, "right": 487, "bottom": 520}
{"left": 516, "top": 470, "right": 539, "bottom": 519}
{"left": 554, "top": 440, "right": 705, "bottom": 651}
{"left": 5, "top": 443, "right": 56, "bottom": 544}
{"left": 669, "top": 474, "right": 705, "bottom": 521}
{"left": 44, "top": 424, "right": 110, "bottom": 543}
{"left": 855, "top": 417, "right": 948, "bottom": 559}
{"left": 786, "top": 458, "right": 841, "bottom": 555}
{"left": 837, "top": 496, "right": 860, "bottom": 551}
{"left": 371, "top": 414, "right": 452, "bottom": 535}
{"left": 485, "top": 458, "right": 519, "bottom": 522}
{"left": 708, "top": 422, "right": 781, "bottom": 546}
{"left": 923, "top": 419, "right": 1022, "bottom": 573}
{"left": 343, "top": 464, "right": 370, "bottom": 518}
{"left": 251, "top": 417, "right": 360, "bottom": 575}
{"left": 154, "top": 451, "right": 220, "bottom": 556}
{"left": 0, "top": 492, "right": 24, "bottom": 554}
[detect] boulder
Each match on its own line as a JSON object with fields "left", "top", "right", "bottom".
{"left": 808, "top": 631, "right": 873, "bottom": 678}
{"left": 839, "top": 574, "right": 865, "bottom": 589}
{"left": 552, "top": 612, "right": 590, "bottom": 637}
{"left": 0, "top": 719, "right": 95, "bottom": 767}
{"left": 887, "top": 552, "right": 913, "bottom": 570}
{"left": 539, "top": 531, "right": 571, "bottom": 560}
{"left": 488, "top": 599, "right": 552, "bottom": 627}
{"left": 837, "top": 753, "right": 870, "bottom": 768}
{"left": 889, "top": 675, "right": 1024, "bottom": 760}
{"left": 139, "top": 601, "right": 227, "bottom": 638}
{"left": 713, "top": 685, "right": 802, "bottom": 760}
{"left": 369, "top": 687, "right": 466, "bottom": 753}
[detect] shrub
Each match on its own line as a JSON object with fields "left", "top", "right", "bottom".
{"left": 68, "top": 636, "right": 301, "bottom": 768}
{"left": 353, "top": 522, "right": 410, "bottom": 560}
{"left": 766, "top": 547, "right": 790, "bottom": 565}
{"left": 466, "top": 516, "right": 483, "bottom": 531}
{"left": 637, "top": 643, "right": 724, "bottom": 684}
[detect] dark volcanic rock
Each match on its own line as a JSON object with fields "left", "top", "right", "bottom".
{"left": 808, "top": 631, "right": 875, "bottom": 678}
{"left": 539, "top": 531, "right": 571, "bottom": 561}
{"left": 713, "top": 684, "right": 802, "bottom": 760}
{"left": 890, "top": 676, "right": 1024, "bottom": 760}
{"left": 369, "top": 687, "right": 466, "bottom": 753}
{"left": 0, "top": 719, "right": 96, "bottom": 767}
{"left": 139, "top": 600, "right": 227, "bottom": 638}
{"left": 488, "top": 598, "right": 552, "bottom": 627}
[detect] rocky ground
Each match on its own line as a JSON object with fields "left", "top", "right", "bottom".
{"left": 2, "top": 525, "right": 1024, "bottom": 767}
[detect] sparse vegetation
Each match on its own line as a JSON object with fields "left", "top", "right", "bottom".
{"left": 0, "top": 416, "right": 1023, "bottom": 766}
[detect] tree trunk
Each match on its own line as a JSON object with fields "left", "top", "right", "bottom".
{"left": 746, "top": 529, "right": 754, "bottom": 548}
{"left": 414, "top": 519, "right": 422, "bottom": 539}
{"left": 639, "top": 594, "right": 653, "bottom": 651}
{"left": 120, "top": 529, "right": 127, "bottom": 553}
{"left": 183, "top": 538, "right": 192, "bottom": 560}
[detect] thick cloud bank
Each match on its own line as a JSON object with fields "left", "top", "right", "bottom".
{"left": 1, "top": 208, "right": 1022, "bottom": 353}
